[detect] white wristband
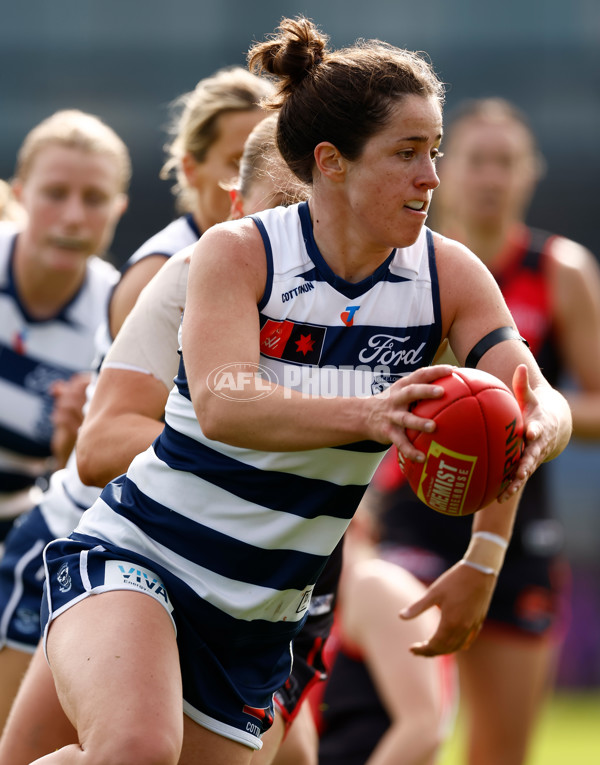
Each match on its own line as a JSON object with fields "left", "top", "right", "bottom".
{"left": 462, "top": 532, "right": 508, "bottom": 577}
{"left": 471, "top": 531, "right": 509, "bottom": 550}
{"left": 460, "top": 559, "right": 497, "bottom": 576}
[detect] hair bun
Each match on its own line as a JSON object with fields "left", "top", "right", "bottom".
{"left": 249, "top": 16, "right": 328, "bottom": 92}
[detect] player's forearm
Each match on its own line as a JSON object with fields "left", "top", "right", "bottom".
{"left": 76, "top": 413, "right": 164, "bottom": 487}
{"left": 51, "top": 425, "right": 78, "bottom": 471}
{"left": 460, "top": 492, "right": 521, "bottom": 577}
{"left": 196, "top": 383, "right": 374, "bottom": 451}
{"left": 471, "top": 491, "right": 520, "bottom": 542}
{"left": 192, "top": 364, "right": 453, "bottom": 453}
{"left": 562, "top": 390, "right": 600, "bottom": 440}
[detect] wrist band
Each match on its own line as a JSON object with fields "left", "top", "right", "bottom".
{"left": 472, "top": 531, "right": 509, "bottom": 550}
{"left": 463, "top": 532, "right": 508, "bottom": 577}
{"left": 460, "top": 559, "right": 498, "bottom": 576}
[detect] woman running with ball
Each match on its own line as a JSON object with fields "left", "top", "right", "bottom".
{"left": 35, "top": 17, "right": 571, "bottom": 765}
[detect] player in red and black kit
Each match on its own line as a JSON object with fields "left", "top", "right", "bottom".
{"left": 315, "top": 506, "right": 457, "bottom": 765}
{"left": 378, "top": 227, "right": 566, "bottom": 633}
{"left": 367, "top": 99, "right": 600, "bottom": 765}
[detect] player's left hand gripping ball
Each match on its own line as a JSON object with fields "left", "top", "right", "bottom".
{"left": 399, "top": 368, "right": 524, "bottom": 516}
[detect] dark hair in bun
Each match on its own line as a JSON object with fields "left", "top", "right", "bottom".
{"left": 248, "top": 16, "right": 444, "bottom": 184}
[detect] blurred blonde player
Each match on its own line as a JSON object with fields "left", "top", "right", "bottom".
{"left": 0, "top": 107, "right": 129, "bottom": 725}
{"left": 0, "top": 110, "right": 128, "bottom": 544}
{"left": 106, "top": 65, "right": 273, "bottom": 342}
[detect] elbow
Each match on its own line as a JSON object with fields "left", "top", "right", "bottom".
{"left": 196, "top": 403, "right": 230, "bottom": 444}
{"left": 75, "top": 426, "right": 110, "bottom": 488}
{"left": 76, "top": 456, "right": 113, "bottom": 489}
{"left": 75, "top": 441, "right": 100, "bottom": 487}
{"left": 193, "top": 390, "right": 238, "bottom": 445}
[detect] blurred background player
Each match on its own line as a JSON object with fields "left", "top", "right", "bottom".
{"left": 106, "top": 65, "right": 273, "bottom": 340}
{"left": 0, "top": 107, "right": 130, "bottom": 727}
{"left": 76, "top": 64, "right": 278, "bottom": 483}
{"left": 315, "top": 499, "right": 458, "bottom": 765}
{"left": 369, "top": 97, "right": 600, "bottom": 765}
{"left": 0, "top": 109, "right": 129, "bottom": 544}
{"left": 0, "top": 69, "right": 271, "bottom": 739}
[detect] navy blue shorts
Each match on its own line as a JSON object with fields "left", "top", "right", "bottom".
{"left": 42, "top": 535, "right": 299, "bottom": 750}
{"left": 0, "top": 505, "right": 52, "bottom": 651}
{"left": 0, "top": 516, "right": 18, "bottom": 545}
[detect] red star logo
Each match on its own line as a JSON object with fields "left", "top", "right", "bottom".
{"left": 295, "top": 334, "right": 315, "bottom": 356}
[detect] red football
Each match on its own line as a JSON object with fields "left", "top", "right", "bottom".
{"left": 399, "top": 367, "right": 524, "bottom": 516}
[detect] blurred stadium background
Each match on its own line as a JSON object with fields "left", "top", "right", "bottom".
{"left": 2, "top": 0, "right": 599, "bottom": 747}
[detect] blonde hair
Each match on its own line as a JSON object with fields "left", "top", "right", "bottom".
{"left": 160, "top": 66, "right": 275, "bottom": 211}
{"left": 236, "top": 114, "right": 309, "bottom": 206}
{"left": 15, "top": 109, "right": 131, "bottom": 192}
{"left": 0, "top": 179, "right": 27, "bottom": 224}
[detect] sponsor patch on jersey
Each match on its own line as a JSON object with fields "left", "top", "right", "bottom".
{"left": 340, "top": 305, "right": 360, "bottom": 326}
{"left": 104, "top": 560, "right": 173, "bottom": 612}
{"left": 260, "top": 319, "right": 326, "bottom": 365}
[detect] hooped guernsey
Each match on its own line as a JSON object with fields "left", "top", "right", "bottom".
{"left": 0, "top": 225, "right": 119, "bottom": 520}
{"left": 24, "top": 216, "right": 200, "bottom": 541}
{"left": 71, "top": 201, "right": 443, "bottom": 641}
{"left": 39, "top": 214, "right": 201, "bottom": 537}
{"left": 0, "top": 221, "right": 199, "bottom": 654}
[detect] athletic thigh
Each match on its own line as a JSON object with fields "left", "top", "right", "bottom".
{"left": 46, "top": 590, "right": 183, "bottom": 759}
{"left": 0, "top": 643, "right": 76, "bottom": 764}
{"left": 179, "top": 714, "right": 255, "bottom": 765}
{"left": 457, "top": 632, "right": 558, "bottom": 765}
{"left": 42, "top": 537, "right": 292, "bottom": 752}
{"left": 0, "top": 646, "right": 32, "bottom": 734}
{"left": 270, "top": 702, "right": 318, "bottom": 765}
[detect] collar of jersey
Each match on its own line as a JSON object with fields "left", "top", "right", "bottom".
{"left": 298, "top": 201, "right": 398, "bottom": 300}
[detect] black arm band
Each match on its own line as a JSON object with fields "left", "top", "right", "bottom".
{"left": 465, "top": 326, "right": 529, "bottom": 369}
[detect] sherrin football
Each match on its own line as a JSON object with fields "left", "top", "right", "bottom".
{"left": 399, "top": 368, "right": 524, "bottom": 516}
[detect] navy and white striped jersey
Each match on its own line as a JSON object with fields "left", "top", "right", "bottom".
{"left": 121, "top": 214, "right": 200, "bottom": 273}
{"left": 0, "top": 228, "right": 119, "bottom": 517}
{"left": 75, "top": 201, "right": 442, "bottom": 641}
{"left": 36, "top": 223, "right": 200, "bottom": 538}
{"left": 93, "top": 214, "right": 200, "bottom": 358}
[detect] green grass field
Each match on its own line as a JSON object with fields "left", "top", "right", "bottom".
{"left": 438, "top": 690, "right": 600, "bottom": 764}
